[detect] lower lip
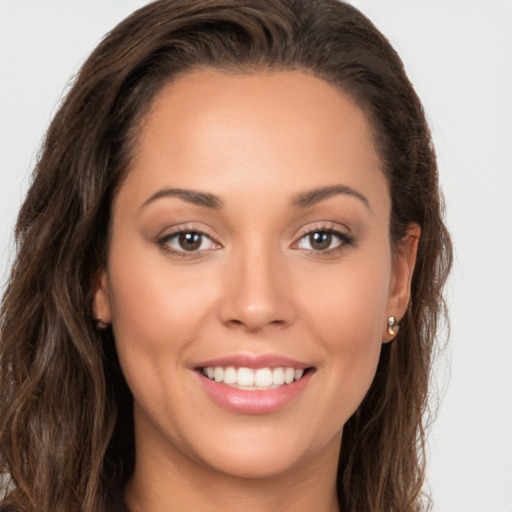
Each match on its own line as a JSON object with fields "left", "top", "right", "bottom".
{"left": 197, "top": 370, "right": 313, "bottom": 414}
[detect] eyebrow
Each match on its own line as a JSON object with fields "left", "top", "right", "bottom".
{"left": 141, "top": 188, "right": 223, "bottom": 210}
{"left": 292, "top": 184, "right": 371, "bottom": 211}
{"left": 140, "top": 184, "right": 370, "bottom": 212}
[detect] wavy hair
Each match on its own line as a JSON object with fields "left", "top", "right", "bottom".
{"left": 0, "top": 1, "right": 452, "bottom": 510}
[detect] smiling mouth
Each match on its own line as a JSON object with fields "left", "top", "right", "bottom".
{"left": 199, "top": 366, "right": 312, "bottom": 390}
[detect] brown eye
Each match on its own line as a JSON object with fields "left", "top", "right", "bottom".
{"left": 178, "top": 232, "right": 203, "bottom": 251}
{"left": 158, "top": 230, "right": 218, "bottom": 254}
{"left": 309, "top": 232, "right": 332, "bottom": 251}
{"left": 295, "top": 229, "right": 351, "bottom": 253}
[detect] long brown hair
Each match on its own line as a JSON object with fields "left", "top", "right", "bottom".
{"left": 0, "top": 1, "right": 452, "bottom": 510}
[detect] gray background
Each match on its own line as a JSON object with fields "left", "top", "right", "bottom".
{"left": 1, "top": 1, "right": 511, "bottom": 510}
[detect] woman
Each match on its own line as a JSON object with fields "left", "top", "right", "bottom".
{"left": 0, "top": 0, "right": 452, "bottom": 511}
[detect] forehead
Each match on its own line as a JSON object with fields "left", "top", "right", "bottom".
{"left": 123, "top": 69, "right": 388, "bottom": 214}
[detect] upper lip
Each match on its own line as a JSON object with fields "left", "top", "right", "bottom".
{"left": 194, "top": 353, "right": 312, "bottom": 370}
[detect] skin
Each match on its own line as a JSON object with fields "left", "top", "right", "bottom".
{"left": 93, "top": 70, "right": 420, "bottom": 512}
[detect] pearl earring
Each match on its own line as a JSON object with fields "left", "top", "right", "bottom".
{"left": 387, "top": 316, "right": 400, "bottom": 337}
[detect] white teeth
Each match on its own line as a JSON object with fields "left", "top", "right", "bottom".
{"left": 224, "top": 366, "right": 237, "bottom": 384}
{"left": 214, "top": 367, "right": 224, "bottom": 382}
{"left": 237, "top": 367, "right": 255, "bottom": 386}
{"left": 255, "top": 368, "right": 272, "bottom": 387}
{"left": 202, "top": 365, "right": 307, "bottom": 389}
{"left": 284, "top": 367, "right": 295, "bottom": 384}
{"left": 272, "top": 367, "right": 285, "bottom": 385}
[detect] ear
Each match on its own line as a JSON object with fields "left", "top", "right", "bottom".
{"left": 383, "top": 223, "right": 421, "bottom": 342}
{"left": 92, "top": 270, "right": 112, "bottom": 327}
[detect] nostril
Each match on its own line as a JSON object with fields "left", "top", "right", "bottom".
{"left": 218, "top": 284, "right": 296, "bottom": 331}
{"left": 225, "top": 317, "right": 287, "bottom": 332}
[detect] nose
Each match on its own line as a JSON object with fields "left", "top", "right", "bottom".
{"left": 218, "top": 246, "right": 296, "bottom": 332}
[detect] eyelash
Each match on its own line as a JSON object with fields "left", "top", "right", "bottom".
{"left": 293, "top": 225, "right": 355, "bottom": 256}
{"left": 156, "top": 227, "right": 219, "bottom": 258}
{"left": 156, "top": 224, "right": 355, "bottom": 258}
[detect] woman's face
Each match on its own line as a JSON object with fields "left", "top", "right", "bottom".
{"left": 94, "top": 70, "right": 417, "bottom": 481}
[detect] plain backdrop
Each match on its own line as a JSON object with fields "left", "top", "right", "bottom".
{"left": 1, "top": 1, "right": 511, "bottom": 511}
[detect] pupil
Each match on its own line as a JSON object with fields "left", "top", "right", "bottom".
{"left": 310, "top": 231, "right": 331, "bottom": 250}
{"left": 179, "top": 232, "right": 202, "bottom": 251}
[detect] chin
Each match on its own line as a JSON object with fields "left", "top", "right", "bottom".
{"left": 187, "top": 421, "right": 342, "bottom": 481}
{"left": 200, "top": 446, "right": 307, "bottom": 480}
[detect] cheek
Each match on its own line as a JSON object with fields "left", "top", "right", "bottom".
{"left": 107, "top": 245, "right": 216, "bottom": 348}
{"left": 294, "top": 253, "right": 391, "bottom": 416}
{"left": 298, "top": 251, "right": 391, "bottom": 344}
{"left": 104, "top": 246, "right": 222, "bottom": 411}
{"left": 105, "top": 250, "right": 218, "bottom": 420}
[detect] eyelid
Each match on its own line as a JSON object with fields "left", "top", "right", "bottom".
{"left": 291, "top": 221, "right": 355, "bottom": 253}
{"left": 293, "top": 221, "right": 351, "bottom": 241}
{"left": 155, "top": 223, "right": 222, "bottom": 256}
